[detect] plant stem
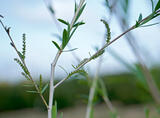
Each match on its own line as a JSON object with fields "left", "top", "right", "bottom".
{"left": 85, "top": 67, "right": 99, "bottom": 118}
{"left": 53, "top": 11, "right": 159, "bottom": 89}
{"left": 48, "top": 1, "right": 86, "bottom": 118}
{"left": 0, "top": 20, "right": 48, "bottom": 109}
{"left": 48, "top": 50, "right": 62, "bottom": 118}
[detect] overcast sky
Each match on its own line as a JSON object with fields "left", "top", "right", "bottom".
{"left": 0, "top": 0, "right": 160, "bottom": 82}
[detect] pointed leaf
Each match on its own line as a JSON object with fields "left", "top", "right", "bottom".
{"left": 75, "top": 3, "right": 86, "bottom": 23}
{"left": 141, "top": 22, "right": 160, "bottom": 27}
{"left": 39, "top": 74, "right": 43, "bottom": 92}
{"left": 73, "top": 21, "right": 85, "bottom": 27}
{"left": 74, "top": 2, "right": 78, "bottom": 13}
{"left": 58, "top": 19, "right": 69, "bottom": 25}
{"left": 41, "top": 83, "right": 49, "bottom": 94}
{"left": 62, "top": 29, "right": 68, "bottom": 49}
{"left": 63, "top": 48, "right": 78, "bottom": 52}
{"left": 155, "top": 0, "right": 160, "bottom": 11}
{"left": 26, "top": 90, "right": 38, "bottom": 93}
{"left": 138, "top": 13, "right": 142, "bottom": 22}
{"left": 52, "top": 41, "right": 61, "bottom": 50}
{"left": 150, "top": 0, "right": 154, "bottom": 12}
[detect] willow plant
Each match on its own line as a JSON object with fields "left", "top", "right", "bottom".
{"left": 1, "top": 0, "right": 160, "bottom": 118}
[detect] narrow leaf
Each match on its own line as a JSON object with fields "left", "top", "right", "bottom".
{"left": 74, "top": 2, "right": 78, "bottom": 13}
{"left": 52, "top": 101, "right": 57, "bottom": 118}
{"left": 63, "top": 48, "right": 78, "bottom": 52}
{"left": 150, "top": 0, "right": 154, "bottom": 12}
{"left": 41, "top": 83, "right": 49, "bottom": 94}
{"left": 140, "top": 12, "right": 155, "bottom": 26}
{"left": 73, "top": 21, "right": 85, "bottom": 27}
{"left": 62, "top": 29, "right": 68, "bottom": 49}
{"left": 155, "top": 0, "right": 160, "bottom": 11}
{"left": 138, "top": 13, "right": 142, "bottom": 22}
{"left": 26, "top": 90, "right": 38, "bottom": 93}
{"left": 39, "top": 74, "right": 43, "bottom": 92}
{"left": 58, "top": 19, "right": 69, "bottom": 25}
{"left": 52, "top": 41, "right": 61, "bottom": 50}
{"left": 75, "top": 3, "right": 86, "bottom": 23}
{"left": 141, "top": 22, "right": 160, "bottom": 27}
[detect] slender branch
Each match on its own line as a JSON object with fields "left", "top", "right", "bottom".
{"left": 0, "top": 20, "right": 48, "bottom": 109}
{"left": 48, "top": 1, "right": 86, "bottom": 118}
{"left": 85, "top": 65, "right": 100, "bottom": 118}
{"left": 48, "top": 50, "right": 62, "bottom": 118}
{"left": 54, "top": 11, "right": 159, "bottom": 89}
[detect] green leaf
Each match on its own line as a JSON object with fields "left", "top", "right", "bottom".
{"left": 26, "top": 90, "right": 38, "bottom": 93}
{"left": 74, "top": 2, "right": 78, "bottom": 13}
{"left": 62, "top": 29, "right": 68, "bottom": 49}
{"left": 140, "top": 22, "right": 160, "bottom": 27}
{"left": 75, "top": 3, "right": 86, "bottom": 23}
{"left": 58, "top": 19, "right": 69, "bottom": 25}
{"left": 138, "top": 13, "right": 142, "bottom": 22}
{"left": 41, "top": 83, "right": 49, "bottom": 94}
{"left": 140, "top": 12, "right": 155, "bottom": 26}
{"left": 63, "top": 48, "right": 78, "bottom": 52}
{"left": 52, "top": 41, "right": 61, "bottom": 50}
{"left": 69, "top": 25, "right": 79, "bottom": 39}
{"left": 52, "top": 101, "right": 57, "bottom": 118}
{"left": 150, "top": 0, "right": 154, "bottom": 12}
{"left": 39, "top": 74, "right": 43, "bottom": 92}
{"left": 73, "top": 21, "right": 85, "bottom": 27}
{"left": 155, "top": 0, "right": 160, "bottom": 11}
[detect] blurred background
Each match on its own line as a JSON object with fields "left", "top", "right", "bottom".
{"left": 0, "top": 0, "right": 160, "bottom": 118}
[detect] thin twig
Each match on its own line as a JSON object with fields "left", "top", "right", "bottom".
{"left": 54, "top": 12, "right": 158, "bottom": 89}
{"left": 48, "top": 1, "right": 86, "bottom": 118}
{"left": 0, "top": 20, "right": 48, "bottom": 109}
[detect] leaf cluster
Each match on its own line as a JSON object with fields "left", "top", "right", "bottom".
{"left": 135, "top": 0, "right": 160, "bottom": 28}
{"left": 52, "top": 2, "right": 86, "bottom": 51}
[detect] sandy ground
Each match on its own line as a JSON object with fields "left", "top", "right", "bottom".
{"left": 0, "top": 104, "right": 159, "bottom": 118}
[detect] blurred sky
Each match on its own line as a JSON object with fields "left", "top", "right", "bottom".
{"left": 0, "top": 0, "right": 160, "bottom": 82}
